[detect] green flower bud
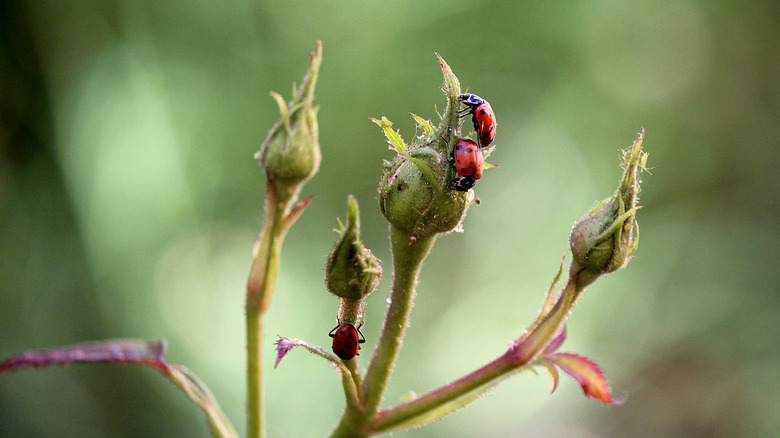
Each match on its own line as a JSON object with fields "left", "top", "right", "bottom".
{"left": 379, "top": 146, "right": 470, "bottom": 238}
{"left": 326, "top": 195, "right": 383, "bottom": 301}
{"left": 569, "top": 129, "right": 647, "bottom": 283}
{"left": 256, "top": 41, "right": 322, "bottom": 203}
{"left": 375, "top": 54, "right": 474, "bottom": 239}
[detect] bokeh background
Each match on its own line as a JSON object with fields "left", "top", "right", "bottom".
{"left": 2, "top": 1, "right": 778, "bottom": 437}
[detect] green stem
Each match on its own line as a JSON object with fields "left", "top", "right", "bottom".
{"left": 371, "top": 351, "right": 517, "bottom": 433}
{"left": 371, "top": 266, "right": 592, "bottom": 433}
{"left": 344, "top": 358, "right": 365, "bottom": 404}
{"left": 245, "top": 307, "right": 265, "bottom": 438}
{"left": 330, "top": 227, "right": 436, "bottom": 438}
{"left": 245, "top": 183, "right": 293, "bottom": 438}
{"left": 365, "top": 229, "right": 436, "bottom": 409}
{"left": 330, "top": 360, "right": 366, "bottom": 438}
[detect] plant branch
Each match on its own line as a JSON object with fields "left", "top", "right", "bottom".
{"left": 344, "top": 358, "right": 366, "bottom": 404}
{"left": 0, "top": 340, "right": 238, "bottom": 438}
{"left": 369, "top": 266, "right": 590, "bottom": 433}
{"left": 371, "top": 350, "right": 516, "bottom": 434}
{"left": 330, "top": 226, "right": 436, "bottom": 437}
{"left": 363, "top": 227, "right": 437, "bottom": 412}
{"left": 246, "top": 183, "right": 305, "bottom": 438}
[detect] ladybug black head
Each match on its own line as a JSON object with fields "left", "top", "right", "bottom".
{"left": 459, "top": 93, "right": 484, "bottom": 108}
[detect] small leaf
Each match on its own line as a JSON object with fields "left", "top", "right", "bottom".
{"left": 512, "top": 274, "right": 576, "bottom": 364}
{"left": 273, "top": 337, "right": 361, "bottom": 411}
{"left": 480, "top": 145, "right": 501, "bottom": 170}
{"left": 269, "top": 91, "right": 290, "bottom": 132}
{"left": 436, "top": 53, "right": 460, "bottom": 97}
{"left": 541, "top": 362, "right": 560, "bottom": 394}
{"left": 549, "top": 353, "right": 624, "bottom": 404}
{"left": 370, "top": 116, "right": 407, "bottom": 153}
{"left": 409, "top": 113, "right": 435, "bottom": 136}
{"left": 334, "top": 217, "right": 345, "bottom": 234}
{"left": 282, "top": 195, "right": 318, "bottom": 232}
{"left": 542, "top": 325, "right": 567, "bottom": 357}
{"left": 273, "top": 336, "right": 347, "bottom": 371}
{"left": 481, "top": 144, "right": 497, "bottom": 159}
{"left": 274, "top": 337, "right": 297, "bottom": 368}
{"left": 541, "top": 258, "right": 565, "bottom": 317}
{"left": 399, "top": 153, "right": 442, "bottom": 194}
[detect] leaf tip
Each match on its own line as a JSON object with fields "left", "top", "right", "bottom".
{"left": 549, "top": 352, "right": 624, "bottom": 404}
{"left": 274, "top": 337, "right": 296, "bottom": 369}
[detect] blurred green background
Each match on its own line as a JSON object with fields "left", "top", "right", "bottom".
{"left": 2, "top": 1, "right": 778, "bottom": 437}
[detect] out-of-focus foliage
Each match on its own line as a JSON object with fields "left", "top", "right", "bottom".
{"left": 1, "top": 1, "right": 778, "bottom": 437}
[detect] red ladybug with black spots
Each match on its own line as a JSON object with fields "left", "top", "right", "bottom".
{"left": 451, "top": 137, "right": 483, "bottom": 192}
{"left": 329, "top": 321, "right": 366, "bottom": 360}
{"left": 459, "top": 93, "right": 497, "bottom": 149}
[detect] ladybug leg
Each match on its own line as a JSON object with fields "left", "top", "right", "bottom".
{"left": 451, "top": 177, "right": 461, "bottom": 190}
{"left": 328, "top": 318, "right": 343, "bottom": 338}
{"left": 451, "top": 177, "right": 467, "bottom": 191}
{"left": 356, "top": 328, "right": 366, "bottom": 344}
{"left": 438, "top": 133, "right": 456, "bottom": 160}
{"left": 354, "top": 321, "right": 367, "bottom": 344}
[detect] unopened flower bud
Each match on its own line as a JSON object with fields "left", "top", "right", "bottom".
{"left": 379, "top": 146, "right": 470, "bottom": 238}
{"left": 375, "top": 54, "right": 474, "bottom": 239}
{"left": 256, "top": 41, "right": 322, "bottom": 203}
{"left": 569, "top": 130, "right": 647, "bottom": 283}
{"left": 326, "top": 195, "right": 383, "bottom": 300}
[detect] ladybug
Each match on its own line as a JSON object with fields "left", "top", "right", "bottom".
{"left": 329, "top": 322, "right": 366, "bottom": 361}
{"left": 459, "top": 93, "right": 497, "bottom": 148}
{"left": 451, "top": 137, "right": 483, "bottom": 192}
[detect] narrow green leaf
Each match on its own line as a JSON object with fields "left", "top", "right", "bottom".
{"left": 436, "top": 53, "right": 461, "bottom": 97}
{"left": 409, "top": 113, "right": 435, "bottom": 136}
{"left": 540, "top": 362, "right": 561, "bottom": 394}
{"left": 269, "top": 91, "right": 290, "bottom": 132}
{"left": 399, "top": 153, "right": 442, "bottom": 194}
{"left": 370, "top": 116, "right": 407, "bottom": 153}
{"left": 281, "top": 195, "right": 317, "bottom": 233}
{"left": 541, "top": 258, "right": 565, "bottom": 318}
